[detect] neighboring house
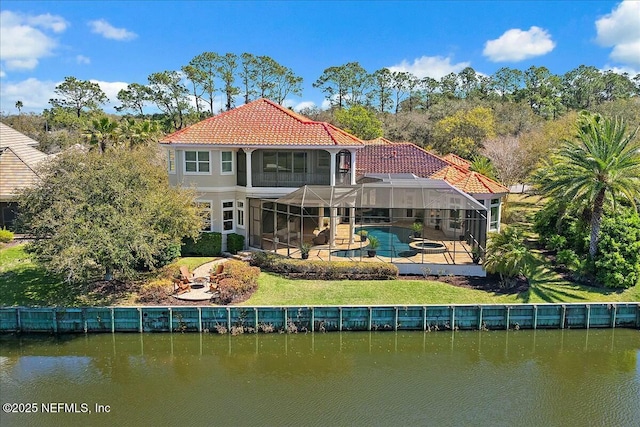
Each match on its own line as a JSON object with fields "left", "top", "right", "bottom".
{"left": 160, "top": 99, "right": 507, "bottom": 276}
{"left": 0, "top": 123, "right": 50, "bottom": 229}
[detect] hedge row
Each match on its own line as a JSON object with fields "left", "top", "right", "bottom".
{"left": 226, "top": 233, "right": 245, "bottom": 254}
{"left": 250, "top": 252, "right": 398, "bottom": 280}
{"left": 181, "top": 232, "right": 222, "bottom": 256}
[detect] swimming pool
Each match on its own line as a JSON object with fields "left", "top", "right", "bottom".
{"left": 333, "top": 226, "right": 416, "bottom": 258}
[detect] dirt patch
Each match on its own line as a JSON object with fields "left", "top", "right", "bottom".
{"left": 400, "top": 273, "right": 530, "bottom": 294}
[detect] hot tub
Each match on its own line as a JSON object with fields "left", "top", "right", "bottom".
{"left": 408, "top": 240, "right": 447, "bottom": 254}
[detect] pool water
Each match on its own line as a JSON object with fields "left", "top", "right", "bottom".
{"left": 334, "top": 226, "right": 416, "bottom": 258}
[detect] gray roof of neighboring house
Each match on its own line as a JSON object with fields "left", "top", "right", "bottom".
{"left": 0, "top": 123, "right": 50, "bottom": 200}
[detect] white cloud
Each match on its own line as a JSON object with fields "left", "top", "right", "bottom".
{"left": 387, "top": 55, "right": 471, "bottom": 79}
{"left": 0, "top": 78, "right": 57, "bottom": 113}
{"left": 0, "top": 11, "right": 68, "bottom": 71}
{"left": 292, "top": 101, "right": 316, "bottom": 112}
{"left": 76, "top": 55, "right": 91, "bottom": 65}
{"left": 600, "top": 65, "right": 639, "bottom": 77}
{"left": 0, "top": 69, "right": 5, "bottom": 78}
{"left": 90, "top": 80, "right": 129, "bottom": 111}
{"left": 25, "top": 13, "right": 68, "bottom": 33}
{"left": 596, "top": 1, "right": 640, "bottom": 67}
{"left": 88, "top": 19, "right": 137, "bottom": 41}
{"left": 483, "top": 26, "right": 555, "bottom": 62}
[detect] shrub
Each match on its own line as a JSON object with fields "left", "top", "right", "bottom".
{"left": 250, "top": 252, "right": 398, "bottom": 280}
{"left": 181, "top": 232, "right": 222, "bottom": 256}
{"left": 137, "top": 281, "right": 172, "bottom": 303}
{"left": 547, "top": 235, "right": 567, "bottom": 252}
{"left": 483, "top": 227, "right": 533, "bottom": 287}
{"left": 556, "top": 249, "right": 580, "bottom": 269}
{"left": 216, "top": 260, "right": 260, "bottom": 304}
{"left": 0, "top": 228, "right": 14, "bottom": 243}
{"left": 154, "top": 242, "right": 182, "bottom": 268}
{"left": 226, "top": 233, "right": 245, "bottom": 254}
{"left": 594, "top": 210, "right": 640, "bottom": 288}
{"left": 533, "top": 203, "right": 562, "bottom": 241}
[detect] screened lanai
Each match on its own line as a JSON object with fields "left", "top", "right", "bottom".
{"left": 249, "top": 174, "right": 489, "bottom": 270}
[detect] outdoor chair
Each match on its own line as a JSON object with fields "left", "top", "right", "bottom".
{"left": 209, "top": 263, "right": 227, "bottom": 289}
{"left": 179, "top": 265, "right": 194, "bottom": 284}
{"left": 173, "top": 278, "right": 191, "bottom": 295}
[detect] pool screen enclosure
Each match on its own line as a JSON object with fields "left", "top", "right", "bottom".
{"left": 249, "top": 174, "right": 489, "bottom": 266}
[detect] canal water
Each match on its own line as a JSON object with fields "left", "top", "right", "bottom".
{"left": 1, "top": 330, "right": 638, "bottom": 426}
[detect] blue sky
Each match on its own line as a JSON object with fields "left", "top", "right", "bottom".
{"left": 1, "top": 1, "right": 639, "bottom": 114}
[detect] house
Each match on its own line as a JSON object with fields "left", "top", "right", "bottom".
{"left": 160, "top": 99, "right": 508, "bottom": 276}
{"left": 0, "top": 123, "right": 50, "bottom": 229}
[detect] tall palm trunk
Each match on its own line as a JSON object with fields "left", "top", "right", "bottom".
{"left": 589, "top": 187, "right": 606, "bottom": 258}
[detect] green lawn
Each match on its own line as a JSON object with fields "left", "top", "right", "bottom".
{"left": 0, "top": 244, "right": 216, "bottom": 307}
{"left": 239, "top": 271, "right": 638, "bottom": 306}
{"left": 0, "top": 244, "right": 77, "bottom": 306}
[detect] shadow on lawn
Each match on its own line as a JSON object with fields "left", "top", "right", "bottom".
{"left": 0, "top": 267, "right": 81, "bottom": 307}
{"left": 516, "top": 257, "right": 623, "bottom": 303}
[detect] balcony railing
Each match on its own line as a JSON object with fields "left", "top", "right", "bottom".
{"left": 251, "top": 172, "right": 330, "bottom": 187}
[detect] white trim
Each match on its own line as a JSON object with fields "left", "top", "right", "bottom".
{"left": 220, "top": 150, "right": 234, "bottom": 175}
{"left": 221, "top": 199, "right": 235, "bottom": 233}
{"left": 183, "top": 150, "right": 212, "bottom": 175}
{"left": 236, "top": 199, "right": 245, "bottom": 229}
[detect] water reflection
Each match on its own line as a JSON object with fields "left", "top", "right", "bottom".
{"left": 1, "top": 330, "right": 639, "bottom": 427}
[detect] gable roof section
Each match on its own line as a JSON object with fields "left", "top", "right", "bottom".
{"left": 430, "top": 165, "right": 509, "bottom": 195}
{"left": 161, "top": 98, "right": 364, "bottom": 147}
{"left": 0, "top": 122, "right": 40, "bottom": 149}
{"left": 441, "top": 153, "right": 471, "bottom": 170}
{"left": 0, "top": 125, "right": 50, "bottom": 200}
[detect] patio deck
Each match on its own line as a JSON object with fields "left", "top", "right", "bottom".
{"left": 272, "top": 222, "right": 476, "bottom": 265}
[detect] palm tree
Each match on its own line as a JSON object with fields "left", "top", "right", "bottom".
{"left": 84, "top": 117, "right": 120, "bottom": 153}
{"left": 535, "top": 113, "right": 640, "bottom": 258}
{"left": 483, "top": 227, "right": 532, "bottom": 287}
{"left": 15, "top": 100, "right": 23, "bottom": 114}
{"left": 470, "top": 155, "right": 498, "bottom": 181}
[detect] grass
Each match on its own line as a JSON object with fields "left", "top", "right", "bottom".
{"left": 0, "top": 244, "right": 76, "bottom": 306}
{"left": 239, "top": 271, "right": 637, "bottom": 306}
{"left": 0, "top": 243, "right": 216, "bottom": 307}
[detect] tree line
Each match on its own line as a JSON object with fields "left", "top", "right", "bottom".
{"left": 4, "top": 53, "right": 640, "bottom": 189}
{"left": 39, "top": 55, "right": 640, "bottom": 130}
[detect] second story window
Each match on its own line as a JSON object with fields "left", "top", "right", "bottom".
{"left": 185, "top": 151, "right": 210, "bottom": 173}
{"left": 221, "top": 151, "right": 234, "bottom": 174}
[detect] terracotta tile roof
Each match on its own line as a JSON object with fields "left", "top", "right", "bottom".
{"left": 364, "top": 137, "right": 395, "bottom": 145}
{"left": 160, "top": 98, "right": 364, "bottom": 147}
{"left": 358, "top": 139, "right": 508, "bottom": 195}
{"left": 441, "top": 153, "right": 471, "bottom": 169}
{"left": 357, "top": 142, "right": 450, "bottom": 177}
{"left": 430, "top": 165, "right": 509, "bottom": 194}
